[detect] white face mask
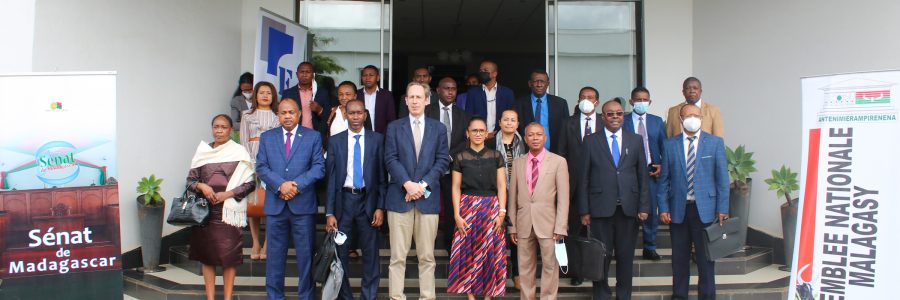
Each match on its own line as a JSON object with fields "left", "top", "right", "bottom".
{"left": 578, "top": 99, "right": 595, "bottom": 114}
{"left": 242, "top": 91, "right": 253, "bottom": 99}
{"left": 682, "top": 116, "right": 702, "bottom": 133}
{"left": 555, "top": 240, "right": 569, "bottom": 273}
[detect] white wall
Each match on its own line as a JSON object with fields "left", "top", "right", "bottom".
{"left": 0, "top": 0, "right": 36, "bottom": 72}
{"left": 643, "top": 0, "right": 693, "bottom": 116}
{"left": 692, "top": 0, "right": 900, "bottom": 237}
{"left": 32, "top": 0, "right": 243, "bottom": 252}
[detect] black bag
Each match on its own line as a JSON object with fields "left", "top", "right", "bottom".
{"left": 166, "top": 190, "right": 210, "bottom": 226}
{"left": 313, "top": 231, "right": 338, "bottom": 284}
{"left": 703, "top": 217, "right": 743, "bottom": 261}
{"left": 565, "top": 225, "right": 608, "bottom": 281}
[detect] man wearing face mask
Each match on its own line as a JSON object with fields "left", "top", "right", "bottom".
{"left": 657, "top": 104, "right": 729, "bottom": 300}
{"left": 578, "top": 100, "right": 649, "bottom": 300}
{"left": 514, "top": 70, "right": 569, "bottom": 153}
{"left": 622, "top": 87, "right": 667, "bottom": 261}
{"left": 399, "top": 67, "right": 439, "bottom": 117}
{"left": 464, "top": 60, "right": 516, "bottom": 134}
{"left": 665, "top": 77, "right": 725, "bottom": 138}
{"left": 556, "top": 86, "right": 602, "bottom": 286}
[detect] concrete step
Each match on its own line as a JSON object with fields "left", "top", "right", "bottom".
{"left": 169, "top": 245, "right": 771, "bottom": 278}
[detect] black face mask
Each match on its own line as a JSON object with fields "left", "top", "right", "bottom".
{"left": 477, "top": 71, "right": 491, "bottom": 84}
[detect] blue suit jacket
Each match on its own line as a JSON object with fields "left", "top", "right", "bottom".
{"left": 463, "top": 85, "right": 515, "bottom": 131}
{"left": 656, "top": 132, "right": 729, "bottom": 224}
{"left": 325, "top": 129, "right": 386, "bottom": 221}
{"left": 622, "top": 113, "right": 666, "bottom": 165}
{"left": 255, "top": 126, "right": 325, "bottom": 216}
{"left": 383, "top": 116, "right": 450, "bottom": 214}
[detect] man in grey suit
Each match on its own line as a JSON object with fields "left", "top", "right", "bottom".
{"left": 577, "top": 100, "right": 650, "bottom": 300}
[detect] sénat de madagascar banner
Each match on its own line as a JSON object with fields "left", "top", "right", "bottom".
{"left": 0, "top": 72, "right": 121, "bottom": 299}
{"left": 791, "top": 70, "right": 899, "bottom": 299}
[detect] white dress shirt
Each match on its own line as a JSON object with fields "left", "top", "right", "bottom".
{"left": 683, "top": 131, "right": 701, "bottom": 200}
{"left": 484, "top": 84, "right": 498, "bottom": 130}
{"left": 580, "top": 113, "right": 597, "bottom": 139}
{"left": 604, "top": 127, "right": 623, "bottom": 158}
{"left": 344, "top": 129, "right": 365, "bottom": 188}
{"left": 282, "top": 127, "right": 297, "bottom": 144}
{"left": 364, "top": 87, "right": 379, "bottom": 127}
{"left": 409, "top": 114, "right": 425, "bottom": 138}
{"left": 631, "top": 113, "right": 652, "bottom": 162}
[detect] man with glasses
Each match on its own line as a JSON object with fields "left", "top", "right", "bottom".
{"left": 577, "top": 100, "right": 650, "bottom": 300}
{"left": 514, "top": 70, "right": 569, "bottom": 153}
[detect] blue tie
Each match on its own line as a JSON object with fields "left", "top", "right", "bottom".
{"left": 686, "top": 136, "right": 697, "bottom": 197}
{"left": 611, "top": 134, "right": 620, "bottom": 168}
{"left": 353, "top": 134, "right": 363, "bottom": 188}
{"left": 534, "top": 98, "right": 543, "bottom": 124}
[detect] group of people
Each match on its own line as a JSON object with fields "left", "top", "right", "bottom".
{"left": 194, "top": 59, "right": 730, "bottom": 300}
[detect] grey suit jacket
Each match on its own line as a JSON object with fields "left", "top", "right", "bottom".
{"left": 230, "top": 95, "right": 250, "bottom": 126}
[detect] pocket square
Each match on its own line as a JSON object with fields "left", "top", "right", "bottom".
{"left": 702, "top": 155, "right": 712, "bottom": 158}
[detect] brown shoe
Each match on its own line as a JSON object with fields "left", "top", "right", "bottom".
{"left": 513, "top": 276, "right": 521, "bottom": 290}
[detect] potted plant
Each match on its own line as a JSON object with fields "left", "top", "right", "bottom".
{"left": 726, "top": 145, "right": 756, "bottom": 249}
{"left": 764, "top": 165, "right": 799, "bottom": 271}
{"left": 136, "top": 174, "right": 166, "bottom": 273}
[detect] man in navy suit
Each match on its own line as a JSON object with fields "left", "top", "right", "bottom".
{"left": 657, "top": 104, "right": 729, "bottom": 300}
{"left": 514, "top": 70, "right": 569, "bottom": 153}
{"left": 282, "top": 62, "right": 333, "bottom": 137}
{"left": 622, "top": 87, "right": 667, "bottom": 261}
{"left": 577, "top": 100, "right": 649, "bottom": 300}
{"left": 464, "top": 60, "right": 515, "bottom": 133}
{"left": 325, "top": 100, "right": 385, "bottom": 300}
{"left": 357, "top": 65, "right": 396, "bottom": 134}
{"left": 384, "top": 82, "right": 450, "bottom": 300}
{"left": 256, "top": 98, "right": 325, "bottom": 300}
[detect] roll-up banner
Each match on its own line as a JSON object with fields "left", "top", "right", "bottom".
{"left": 254, "top": 8, "right": 309, "bottom": 96}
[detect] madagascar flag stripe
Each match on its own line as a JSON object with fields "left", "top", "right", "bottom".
{"left": 798, "top": 128, "right": 821, "bottom": 283}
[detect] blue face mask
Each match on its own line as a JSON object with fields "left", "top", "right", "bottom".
{"left": 632, "top": 101, "right": 649, "bottom": 114}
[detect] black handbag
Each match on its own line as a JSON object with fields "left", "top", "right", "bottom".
{"left": 166, "top": 189, "right": 210, "bottom": 226}
{"left": 313, "top": 231, "right": 338, "bottom": 284}
{"left": 565, "top": 225, "right": 609, "bottom": 281}
{"left": 703, "top": 217, "right": 742, "bottom": 261}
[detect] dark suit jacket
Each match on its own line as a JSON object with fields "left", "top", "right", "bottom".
{"left": 256, "top": 126, "right": 326, "bottom": 216}
{"left": 577, "top": 129, "right": 650, "bottom": 218}
{"left": 557, "top": 113, "right": 602, "bottom": 193}
{"left": 281, "top": 83, "right": 333, "bottom": 137}
{"left": 514, "top": 94, "right": 570, "bottom": 153}
{"left": 425, "top": 103, "right": 472, "bottom": 155}
{"left": 383, "top": 116, "right": 450, "bottom": 214}
{"left": 325, "top": 129, "right": 386, "bottom": 221}
{"left": 464, "top": 84, "right": 515, "bottom": 131}
{"left": 357, "top": 88, "right": 397, "bottom": 134}
{"left": 622, "top": 113, "right": 666, "bottom": 165}
{"left": 657, "top": 132, "right": 729, "bottom": 224}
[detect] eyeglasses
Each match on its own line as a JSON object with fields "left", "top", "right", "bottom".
{"left": 604, "top": 111, "right": 624, "bottom": 117}
{"left": 469, "top": 129, "right": 487, "bottom": 135}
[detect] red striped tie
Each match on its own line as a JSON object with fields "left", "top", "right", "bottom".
{"left": 530, "top": 157, "right": 539, "bottom": 192}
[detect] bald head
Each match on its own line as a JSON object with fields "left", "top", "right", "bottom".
{"left": 278, "top": 98, "right": 300, "bottom": 131}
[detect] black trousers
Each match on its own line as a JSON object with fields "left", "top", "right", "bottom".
{"left": 590, "top": 205, "right": 638, "bottom": 300}
{"left": 670, "top": 202, "right": 716, "bottom": 300}
{"left": 336, "top": 192, "right": 380, "bottom": 300}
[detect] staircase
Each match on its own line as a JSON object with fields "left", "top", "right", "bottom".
{"left": 124, "top": 206, "right": 789, "bottom": 299}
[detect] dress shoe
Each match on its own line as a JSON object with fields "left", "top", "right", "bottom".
{"left": 514, "top": 276, "right": 521, "bottom": 290}
{"left": 643, "top": 249, "right": 661, "bottom": 261}
{"left": 570, "top": 277, "right": 584, "bottom": 286}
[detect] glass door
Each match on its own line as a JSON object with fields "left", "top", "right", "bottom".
{"left": 547, "top": 0, "right": 640, "bottom": 109}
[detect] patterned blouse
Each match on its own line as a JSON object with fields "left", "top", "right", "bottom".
{"left": 239, "top": 109, "right": 280, "bottom": 159}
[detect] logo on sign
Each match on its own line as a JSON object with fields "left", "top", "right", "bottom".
{"left": 818, "top": 78, "right": 898, "bottom": 123}
{"left": 35, "top": 141, "right": 80, "bottom": 186}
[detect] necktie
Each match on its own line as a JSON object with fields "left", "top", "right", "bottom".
{"left": 413, "top": 119, "right": 422, "bottom": 161}
{"left": 611, "top": 134, "right": 620, "bottom": 168}
{"left": 638, "top": 116, "right": 651, "bottom": 162}
{"left": 530, "top": 157, "right": 539, "bottom": 193}
{"left": 442, "top": 107, "right": 452, "bottom": 145}
{"left": 534, "top": 98, "right": 543, "bottom": 124}
{"left": 284, "top": 131, "right": 293, "bottom": 159}
{"left": 584, "top": 117, "right": 592, "bottom": 140}
{"left": 353, "top": 134, "right": 363, "bottom": 188}
{"left": 687, "top": 136, "right": 697, "bottom": 197}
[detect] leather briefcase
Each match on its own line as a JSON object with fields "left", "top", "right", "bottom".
{"left": 565, "top": 225, "right": 609, "bottom": 281}
{"left": 703, "top": 217, "right": 742, "bottom": 261}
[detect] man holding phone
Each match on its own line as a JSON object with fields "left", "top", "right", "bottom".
{"left": 623, "top": 87, "right": 667, "bottom": 261}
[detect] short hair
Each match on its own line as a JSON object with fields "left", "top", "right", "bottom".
{"left": 413, "top": 66, "right": 430, "bottom": 75}
{"left": 279, "top": 98, "right": 300, "bottom": 113}
{"left": 601, "top": 99, "right": 622, "bottom": 112}
{"left": 683, "top": 77, "right": 702, "bottom": 88}
{"left": 630, "top": 86, "right": 650, "bottom": 98}
{"left": 530, "top": 69, "right": 549, "bottom": 80}
{"left": 480, "top": 59, "right": 498, "bottom": 71}
{"left": 211, "top": 114, "right": 234, "bottom": 128}
{"left": 361, "top": 65, "right": 379, "bottom": 75}
{"left": 500, "top": 108, "right": 519, "bottom": 118}
{"left": 524, "top": 122, "right": 545, "bottom": 132}
{"left": 406, "top": 81, "right": 432, "bottom": 99}
{"left": 346, "top": 99, "right": 365, "bottom": 110}
{"left": 249, "top": 81, "right": 279, "bottom": 114}
{"left": 337, "top": 80, "right": 358, "bottom": 92}
{"left": 579, "top": 86, "right": 599, "bottom": 99}
{"left": 680, "top": 102, "right": 701, "bottom": 116}
{"left": 297, "top": 61, "right": 315, "bottom": 72}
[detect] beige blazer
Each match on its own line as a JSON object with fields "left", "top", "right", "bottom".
{"left": 508, "top": 151, "right": 570, "bottom": 239}
{"left": 665, "top": 101, "right": 725, "bottom": 138}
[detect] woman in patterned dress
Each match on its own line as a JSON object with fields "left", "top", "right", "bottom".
{"left": 448, "top": 116, "right": 508, "bottom": 299}
{"left": 238, "top": 81, "right": 280, "bottom": 260}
